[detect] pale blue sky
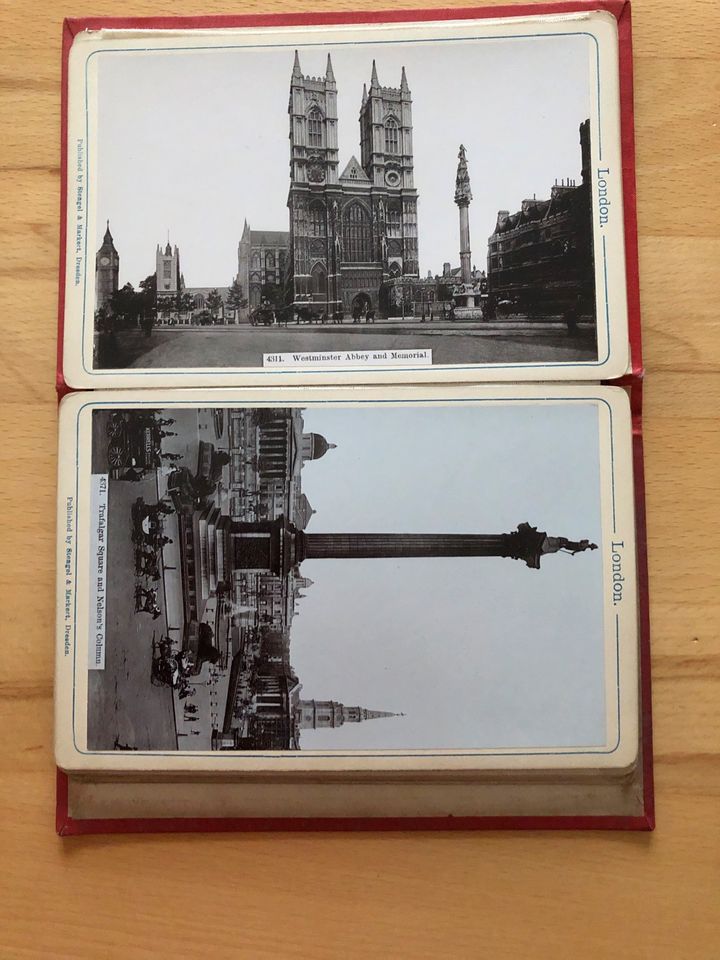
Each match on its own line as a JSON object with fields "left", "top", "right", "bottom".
{"left": 290, "top": 401, "right": 606, "bottom": 751}
{"left": 94, "top": 33, "right": 591, "bottom": 288}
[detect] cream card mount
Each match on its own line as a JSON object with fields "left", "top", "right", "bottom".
{"left": 55, "top": 384, "right": 638, "bottom": 777}
{"left": 61, "top": 11, "right": 629, "bottom": 388}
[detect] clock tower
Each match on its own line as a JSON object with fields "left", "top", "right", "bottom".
{"left": 95, "top": 221, "right": 119, "bottom": 312}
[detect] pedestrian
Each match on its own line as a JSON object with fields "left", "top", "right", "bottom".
{"left": 564, "top": 294, "right": 581, "bottom": 337}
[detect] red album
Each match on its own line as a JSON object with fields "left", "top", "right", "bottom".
{"left": 54, "top": 1, "right": 652, "bottom": 834}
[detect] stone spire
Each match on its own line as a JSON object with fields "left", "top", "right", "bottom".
{"left": 361, "top": 82, "right": 368, "bottom": 107}
{"left": 370, "top": 59, "right": 380, "bottom": 90}
{"left": 325, "top": 53, "right": 335, "bottom": 83}
{"left": 292, "top": 49, "right": 302, "bottom": 80}
{"left": 400, "top": 65, "right": 410, "bottom": 95}
{"left": 350, "top": 706, "right": 405, "bottom": 721}
{"left": 297, "top": 699, "right": 404, "bottom": 729}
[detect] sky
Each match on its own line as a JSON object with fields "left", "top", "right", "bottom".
{"left": 287, "top": 401, "right": 606, "bottom": 751}
{"left": 94, "top": 33, "right": 591, "bottom": 288}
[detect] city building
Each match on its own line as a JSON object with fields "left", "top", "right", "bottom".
{"left": 287, "top": 53, "right": 419, "bottom": 319}
{"left": 155, "top": 239, "right": 234, "bottom": 324}
{"left": 176, "top": 409, "right": 334, "bottom": 646}
{"left": 486, "top": 119, "right": 595, "bottom": 317}
{"left": 94, "top": 221, "right": 119, "bottom": 312}
{"left": 237, "top": 221, "right": 290, "bottom": 315}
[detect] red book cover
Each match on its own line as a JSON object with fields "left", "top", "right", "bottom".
{"left": 55, "top": 1, "right": 652, "bottom": 834}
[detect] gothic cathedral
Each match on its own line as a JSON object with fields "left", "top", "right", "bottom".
{"left": 287, "top": 52, "right": 419, "bottom": 319}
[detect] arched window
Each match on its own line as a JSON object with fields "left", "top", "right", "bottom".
{"left": 308, "top": 107, "right": 324, "bottom": 148}
{"left": 251, "top": 253, "right": 260, "bottom": 269}
{"left": 309, "top": 202, "right": 326, "bottom": 237}
{"left": 386, "top": 202, "right": 402, "bottom": 238}
{"left": 265, "top": 251, "right": 276, "bottom": 283}
{"left": 343, "top": 202, "right": 372, "bottom": 262}
{"left": 311, "top": 261, "right": 326, "bottom": 296}
{"left": 194, "top": 294, "right": 206, "bottom": 309}
{"left": 384, "top": 118, "right": 399, "bottom": 155}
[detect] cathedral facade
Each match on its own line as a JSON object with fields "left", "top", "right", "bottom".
{"left": 287, "top": 52, "right": 419, "bottom": 319}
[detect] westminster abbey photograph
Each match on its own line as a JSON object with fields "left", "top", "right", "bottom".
{"left": 90, "top": 30, "right": 602, "bottom": 371}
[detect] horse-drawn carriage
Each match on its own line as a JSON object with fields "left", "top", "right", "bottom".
{"left": 150, "top": 621, "right": 220, "bottom": 692}
{"left": 249, "top": 303, "right": 277, "bottom": 326}
{"left": 106, "top": 411, "right": 161, "bottom": 479}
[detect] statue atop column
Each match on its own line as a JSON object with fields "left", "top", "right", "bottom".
{"left": 454, "top": 144, "right": 473, "bottom": 206}
{"left": 540, "top": 535, "right": 598, "bottom": 556}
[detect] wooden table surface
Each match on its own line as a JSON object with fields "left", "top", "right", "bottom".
{"left": 0, "top": 1, "right": 718, "bottom": 957}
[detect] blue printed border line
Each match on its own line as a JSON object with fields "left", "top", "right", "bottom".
{"left": 78, "top": 29, "right": 609, "bottom": 376}
{"left": 69, "top": 395, "right": 622, "bottom": 759}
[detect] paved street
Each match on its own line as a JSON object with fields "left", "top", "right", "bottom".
{"left": 87, "top": 411, "right": 177, "bottom": 750}
{"left": 87, "top": 408, "right": 233, "bottom": 751}
{"left": 115, "top": 324, "right": 597, "bottom": 369}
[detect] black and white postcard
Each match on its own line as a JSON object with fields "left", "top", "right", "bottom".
{"left": 55, "top": 385, "right": 638, "bottom": 776}
{"left": 61, "top": 11, "right": 629, "bottom": 388}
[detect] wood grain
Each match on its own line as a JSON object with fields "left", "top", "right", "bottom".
{"left": 0, "top": 1, "right": 718, "bottom": 957}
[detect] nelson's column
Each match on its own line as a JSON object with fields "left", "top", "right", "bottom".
{"left": 223, "top": 517, "right": 597, "bottom": 577}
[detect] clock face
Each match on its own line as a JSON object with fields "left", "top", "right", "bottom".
{"left": 385, "top": 168, "right": 401, "bottom": 188}
{"left": 308, "top": 163, "right": 325, "bottom": 184}
{"left": 100, "top": 256, "right": 110, "bottom": 266}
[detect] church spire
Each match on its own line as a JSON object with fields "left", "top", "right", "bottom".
{"left": 325, "top": 53, "right": 335, "bottom": 83}
{"left": 297, "top": 699, "right": 404, "bottom": 730}
{"left": 292, "top": 49, "right": 302, "bottom": 80}
{"left": 370, "top": 59, "right": 380, "bottom": 90}
{"left": 400, "top": 65, "right": 409, "bottom": 95}
{"left": 350, "top": 707, "right": 405, "bottom": 721}
{"left": 361, "top": 82, "right": 368, "bottom": 107}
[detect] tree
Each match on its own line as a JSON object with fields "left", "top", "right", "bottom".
{"left": 109, "top": 282, "right": 142, "bottom": 329}
{"left": 179, "top": 292, "right": 195, "bottom": 322}
{"left": 226, "top": 277, "right": 246, "bottom": 310}
{"left": 138, "top": 273, "right": 157, "bottom": 321}
{"left": 226, "top": 277, "right": 247, "bottom": 321}
{"left": 206, "top": 289, "right": 224, "bottom": 323}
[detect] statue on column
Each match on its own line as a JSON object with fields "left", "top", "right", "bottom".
{"left": 541, "top": 536, "right": 598, "bottom": 556}
{"left": 454, "top": 144, "right": 472, "bottom": 206}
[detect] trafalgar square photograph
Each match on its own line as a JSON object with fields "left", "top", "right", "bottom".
{"left": 87, "top": 30, "right": 602, "bottom": 372}
{"left": 84, "top": 398, "right": 611, "bottom": 755}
